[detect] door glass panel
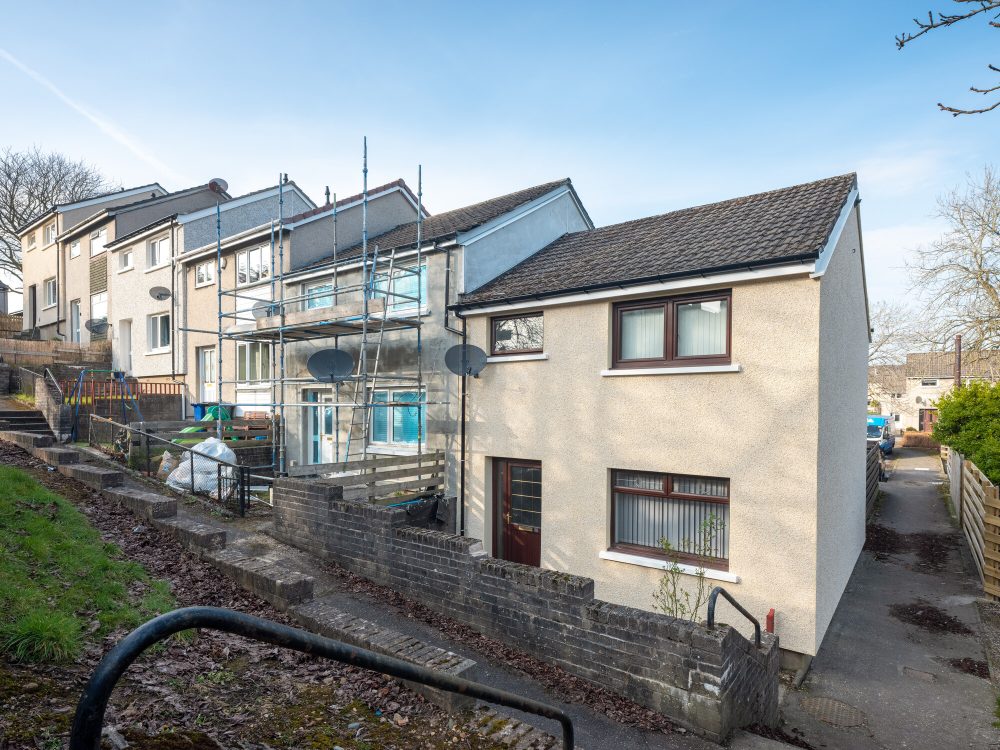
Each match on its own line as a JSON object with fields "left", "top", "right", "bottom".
{"left": 509, "top": 465, "right": 541, "bottom": 528}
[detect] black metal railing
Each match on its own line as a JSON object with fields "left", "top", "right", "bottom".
{"left": 706, "top": 586, "right": 762, "bottom": 648}
{"left": 69, "top": 607, "right": 574, "bottom": 750}
{"left": 218, "top": 464, "right": 252, "bottom": 516}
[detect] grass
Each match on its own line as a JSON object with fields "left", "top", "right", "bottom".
{"left": 11, "top": 393, "right": 34, "bottom": 407}
{"left": 0, "top": 465, "right": 176, "bottom": 662}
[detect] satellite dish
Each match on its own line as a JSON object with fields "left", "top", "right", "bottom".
{"left": 252, "top": 300, "right": 277, "bottom": 319}
{"left": 84, "top": 319, "right": 109, "bottom": 335}
{"left": 208, "top": 178, "right": 229, "bottom": 195}
{"left": 445, "top": 344, "right": 488, "bottom": 377}
{"left": 149, "top": 286, "right": 171, "bottom": 301}
{"left": 307, "top": 349, "right": 354, "bottom": 383}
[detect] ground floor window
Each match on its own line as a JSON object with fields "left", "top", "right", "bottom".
{"left": 237, "top": 342, "right": 271, "bottom": 383}
{"left": 611, "top": 470, "right": 729, "bottom": 568}
{"left": 147, "top": 312, "right": 170, "bottom": 352}
{"left": 371, "top": 388, "right": 425, "bottom": 446}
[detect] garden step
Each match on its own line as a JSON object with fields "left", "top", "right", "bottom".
{"left": 205, "top": 548, "right": 313, "bottom": 609}
{"left": 0, "top": 430, "right": 53, "bottom": 449}
{"left": 103, "top": 486, "right": 177, "bottom": 520}
{"left": 152, "top": 516, "right": 226, "bottom": 552}
{"left": 0, "top": 410, "right": 45, "bottom": 419}
{"left": 33, "top": 446, "right": 81, "bottom": 465}
{"left": 57, "top": 463, "right": 124, "bottom": 489}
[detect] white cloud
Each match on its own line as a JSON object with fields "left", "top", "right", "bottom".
{"left": 0, "top": 48, "right": 188, "bottom": 185}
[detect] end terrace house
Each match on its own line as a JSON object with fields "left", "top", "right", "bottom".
{"left": 452, "top": 174, "right": 870, "bottom": 663}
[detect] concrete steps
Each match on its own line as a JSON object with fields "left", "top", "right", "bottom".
{"left": 0, "top": 410, "right": 54, "bottom": 436}
{"left": 57, "top": 463, "right": 124, "bottom": 489}
{"left": 154, "top": 516, "right": 227, "bottom": 551}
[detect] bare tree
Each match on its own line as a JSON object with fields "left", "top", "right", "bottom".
{"left": 908, "top": 166, "right": 1000, "bottom": 351}
{"left": 0, "top": 147, "right": 116, "bottom": 285}
{"left": 896, "top": 0, "right": 1000, "bottom": 115}
{"left": 868, "top": 301, "right": 916, "bottom": 413}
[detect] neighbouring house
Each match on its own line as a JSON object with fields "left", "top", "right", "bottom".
{"left": 870, "top": 350, "right": 1000, "bottom": 432}
{"left": 451, "top": 173, "right": 869, "bottom": 664}
{"left": 18, "top": 184, "right": 167, "bottom": 339}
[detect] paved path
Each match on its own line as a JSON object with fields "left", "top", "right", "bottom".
{"left": 781, "top": 448, "right": 999, "bottom": 749}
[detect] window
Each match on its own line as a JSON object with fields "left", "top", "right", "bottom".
{"left": 611, "top": 470, "right": 729, "bottom": 568}
{"left": 90, "top": 292, "right": 108, "bottom": 322}
{"left": 148, "top": 236, "right": 170, "bottom": 268}
{"left": 375, "top": 264, "right": 427, "bottom": 312}
{"left": 491, "top": 313, "right": 543, "bottom": 355}
{"left": 43, "top": 277, "right": 57, "bottom": 308}
{"left": 613, "top": 292, "right": 731, "bottom": 369}
{"left": 69, "top": 300, "right": 81, "bottom": 343}
{"left": 921, "top": 379, "right": 938, "bottom": 387}
{"left": 90, "top": 228, "right": 107, "bottom": 256}
{"left": 147, "top": 313, "right": 170, "bottom": 352}
{"left": 25, "top": 231, "right": 36, "bottom": 249}
{"left": 44, "top": 222, "right": 56, "bottom": 245}
{"left": 371, "top": 389, "right": 425, "bottom": 446}
{"left": 236, "top": 342, "right": 271, "bottom": 383}
{"left": 195, "top": 261, "right": 215, "bottom": 286}
{"left": 236, "top": 245, "right": 270, "bottom": 286}
{"left": 119, "top": 248, "right": 133, "bottom": 271}
{"left": 305, "top": 281, "right": 333, "bottom": 309}
{"left": 894, "top": 414, "right": 900, "bottom": 423}
{"left": 70, "top": 240, "right": 81, "bottom": 259}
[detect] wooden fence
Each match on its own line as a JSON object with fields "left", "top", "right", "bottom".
{"left": 61, "top": 379, "right": 183, "bottom": 402}
{"left": 0, "top": 338, "right": 110, "bottom": 367}
{"left": 942, "top": 446, "right": 1000, "bottom": 599}
{"left": 0, "top": 313, "right": 23, "bottom": 338}
{"left": 288, "top": 450, "right": 445, "bottom": 502}
{"left": 126, "top": 417, "right": 277, "bottom": 466}
{"left": 865, "top": 445, "right": 881, "bottom": 518}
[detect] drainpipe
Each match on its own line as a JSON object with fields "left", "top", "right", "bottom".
{"left": 55, "top": 236, "right": 62, "bottom": 338}
{"left": 456, "top": 308, "right": 468, "bottom": 535}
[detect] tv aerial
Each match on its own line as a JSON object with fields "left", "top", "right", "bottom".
{"left": 84, "top": 319, "right": 109, "bottom": 335}
{"left": 445, "top": 344, "right": 488, "bottom": 377}
{"left": 149, "top": 286, "right": 171, "bottom": 301}
{"left": 306, "top": 349, "right": 354, "bottom": 383}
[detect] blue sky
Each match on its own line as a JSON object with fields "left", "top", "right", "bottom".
{"left": 1, "top": 1, "right": 997, "bottom": 306}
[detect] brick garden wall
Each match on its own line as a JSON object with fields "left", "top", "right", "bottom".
{"left": 271, "top": 478, "right": 779, "bottom": 741}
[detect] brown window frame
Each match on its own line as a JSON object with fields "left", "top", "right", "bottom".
{"left": 490, "top": 312, "right": 544, "bottom": 356}
{"left": 610, "top": 470, "right": 730, "bottom": 570}
{"left": 612, "top": 290, "right": 732, "bottom": 369}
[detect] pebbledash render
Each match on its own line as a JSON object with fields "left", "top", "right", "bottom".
{"left": 452, "top": 173, "right": 870, "bottom": 662}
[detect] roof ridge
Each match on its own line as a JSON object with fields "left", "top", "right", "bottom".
{"left": 285, "top": 179, "right": 421, "bottom": 224}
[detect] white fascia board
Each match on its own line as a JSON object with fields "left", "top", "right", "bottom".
{"left": 809, "top": 187, "right": 859, "bottom": 280}
{"left": 286, "top": 186, "right": 425, "bottom": 231}
{"left": 458, "top": 262, "right": 815, "bottom": 316}
{"left": 456, "top": 186, "right": 573, "bottom": 246}
{"left": 59, "top": 183, "right": 165, "bottom": 213}
{"left": 177, "top": 185, "right": 315, "bottom": 225}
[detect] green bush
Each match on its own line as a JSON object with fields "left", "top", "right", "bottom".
{"left": 934, "top": 380, "right": 1000, "bottom": 483}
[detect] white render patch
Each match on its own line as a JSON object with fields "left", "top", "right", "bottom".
{"left": 598, "top": 550, "right": 741, "bottom": 583}
{"left": 601, "top": 364, "right": 741, "bottom": 377}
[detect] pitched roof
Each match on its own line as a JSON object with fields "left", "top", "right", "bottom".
{"left": 16, "top": 182, "right": 165, "bottom": 234}
{"left": 457, "top": 173, "right": 858, "bottom": 306}
{"left": 285, "top": 179, "right": 422, "bottom": 225}
{"left": 905, "top": 351, "right": 1000, "bottom": 379}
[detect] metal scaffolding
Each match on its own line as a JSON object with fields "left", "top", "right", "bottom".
{"left": 181, "top": 140, "right": 430, "bottom": 479}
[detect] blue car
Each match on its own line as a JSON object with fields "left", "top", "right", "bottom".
{"left": 867, "top": 416, "right": 895, "bottom": 455}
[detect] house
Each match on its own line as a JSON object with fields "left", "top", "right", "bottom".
{"left": 451, "top": 173, "right": 869, "bottom": 664}
{"left": 106, "top": 180, "right": 315, "bottom": 388}
{"left": 870, "top": 350, "right": 1000, "bottom": 432}
{"left": 18, "top": 184, "right": 167, "bottom": 338}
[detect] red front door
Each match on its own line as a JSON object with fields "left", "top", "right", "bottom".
{"left": 494, "top": 459, "right": 542, "bottom": 567}
{"left": 919, "top": 409, "right": 938, "bottom": 432}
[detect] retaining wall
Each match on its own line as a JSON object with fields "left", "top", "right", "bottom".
{"left": 271, "top": 478, "right": 779, "bottom": 741}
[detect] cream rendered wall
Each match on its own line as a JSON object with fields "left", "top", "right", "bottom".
{"left": 63, "top": 218, "right": 116, "bottom": 345}
{"left": 814, "top": 205, "right": 868, "bottom": 652}
{"left": 20, "top": 215, "right": 60, "bottom": 334}
{"left": 464, "top": 273, "right": 824, "bottom": 655}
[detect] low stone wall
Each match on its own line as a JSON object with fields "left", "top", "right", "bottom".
{"left": 34, "top": 373, "right": 72, "bottom": 440}
{"left": 271, "top": 478, "right": 779, "bottom": 741}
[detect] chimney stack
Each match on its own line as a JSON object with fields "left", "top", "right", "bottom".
{"left": 955, "top": 334, "right": 963, "bottom": 388}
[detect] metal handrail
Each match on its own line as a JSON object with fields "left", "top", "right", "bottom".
{"left": 43, "top": 367, "right": 63, "bottom": 399}
{"left": 706, "top": 586, "right": 762, "bottom": 648}
{"left": 69, "top": 607, "right": 574, "bottom": 750}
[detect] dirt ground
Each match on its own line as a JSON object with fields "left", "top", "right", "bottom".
{"left": 0, "top": 440, "right": 514, "bottom": 750}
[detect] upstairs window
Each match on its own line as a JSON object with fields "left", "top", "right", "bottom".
{"left": 375, "top": 264, "right": 426, "bottom": 312}
{"left": 90, "top": 228, "right": 107, "bottom": 257}
{"left": 305, "top": 280, "right": 333, "bottom": 309}
{"left": 195, "top": 261, "right": 215, "bottom": 287}
{"left": 613, "top": 292, "right": 731, "bottom": 369}
{"left": 25, "top": 231, "right": 36, "bottom": 249}
{"left": 44, "top": 222, "right": 57, "bottom": 245}
{"left": 148, "top": 236, "right": 170, "bottom": 268}
{"left": 921, "top": 379, "right": 938, "bottom": 387}
{"left": 119, "top": 249, "right": 133, "bottom": 271}
{"left": 70, "top": 240, "right": 81, "bottom": 259}
{"left": 611, "top": 470, "right": 729, "bottom": 569}
{"left": 43, "top": 277, "right": 57, "bottom": 308}
{"left": 237, "top": 245, "right": 270, "bottom": 286}
{"left": 491, "top": 313, "right": 543, "bottom": 355}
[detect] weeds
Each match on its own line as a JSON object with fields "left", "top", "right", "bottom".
{"left": 652, "top": 514, "right": 725, "bottom": 622}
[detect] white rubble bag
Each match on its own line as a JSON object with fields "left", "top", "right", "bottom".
{"left": 166, "top": 437, "right": 237, "bottom": 494}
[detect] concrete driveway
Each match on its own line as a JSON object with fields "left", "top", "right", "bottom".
{"left": 778, "top": 447, "right": 999, "bottom": 749}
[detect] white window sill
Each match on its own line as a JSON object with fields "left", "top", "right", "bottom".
{"left": 145, "top": 348, "right": 171, "bottom": 356}
{"left": 42, "top": 303, "right": 57, "bottom": 311}
{"left": 118, "top": 266, "right": 134, "bottom": 274}
{"left": 145, "top": 263, "right": 170, "bottom": 274}
{"left": 91, "top": 251, "right": 106, "bottom": 258}
{"left": 70, "top": 254, "right": 80, "bottom": 260}
{"left": 368, "top": 444, "right": 422, "bottom": 456}
{"left": 599, "top": 550, "right": 740, "bottom": 583}
{"left": 487, "top": 353, "right": 549, "bottom": 363}
{"left": 194, "top": 281, "right": 215, "bottom": 289}
{"left": 601, "top": 363, "right": 742, "bottom": 377}
{"left": 236, "top": 383, "right": 269, "bottom": 390}
{"left": 385, "top": 307, "right": 431, "bottom": 319}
